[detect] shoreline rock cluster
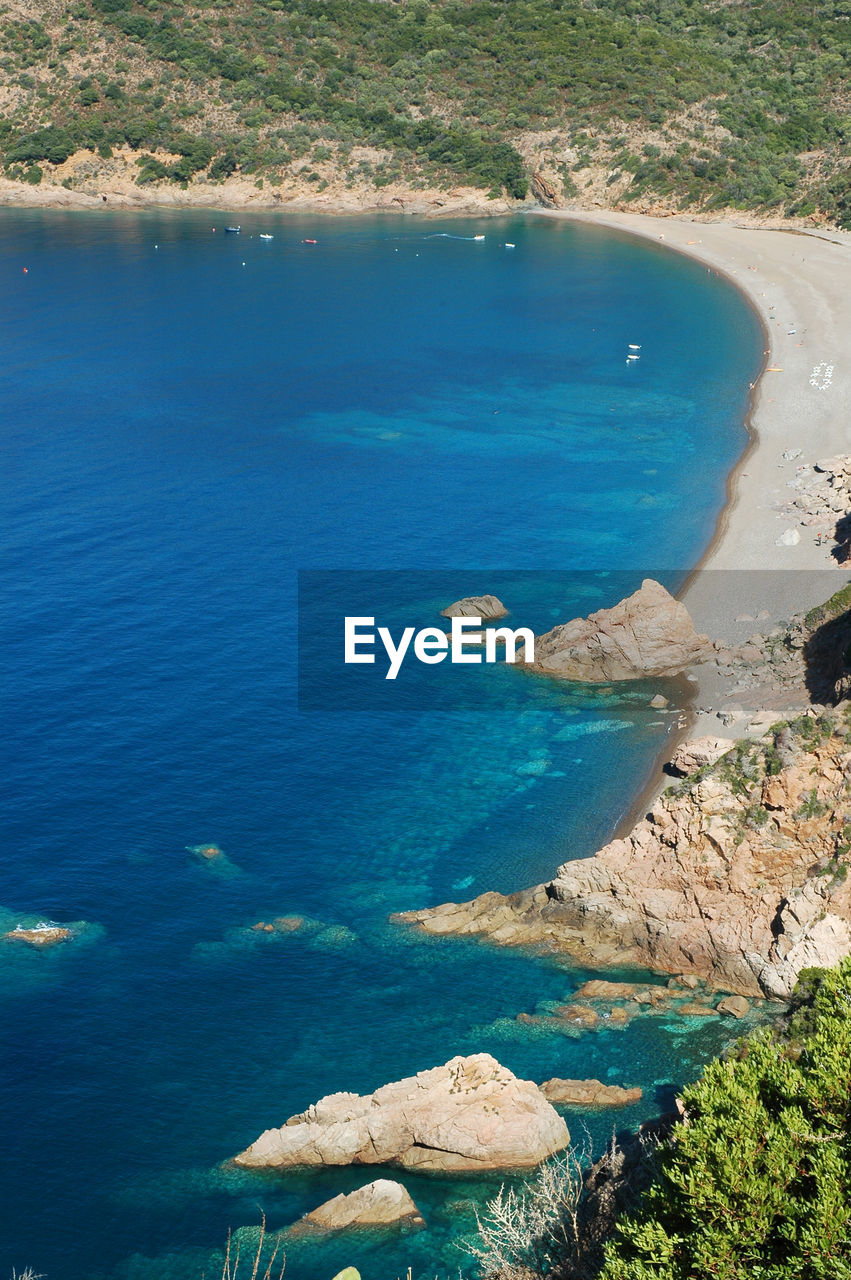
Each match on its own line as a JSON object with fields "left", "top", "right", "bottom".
{"left": 513, "top": 978, "right": 757, "bottom": 1038}
{"left": 781, "top": 454, "right": 851, "bottom": 557}
{"left": 235, "top": 1056, "right": 645, "bottom": 1240}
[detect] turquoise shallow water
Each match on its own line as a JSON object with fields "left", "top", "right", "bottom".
{"left": 0, "top": 210, "right": 762, "bottom": 1279}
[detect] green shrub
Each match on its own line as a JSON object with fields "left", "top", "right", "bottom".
{"left": 600, "top": 959, "right": 851, "bottom": 1279}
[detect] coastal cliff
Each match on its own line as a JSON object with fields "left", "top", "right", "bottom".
{"left": 396, "top": 711, "right": 851, "bottom": 1000}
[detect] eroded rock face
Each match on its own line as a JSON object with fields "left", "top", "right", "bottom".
{"left": 235, "top": 1054, "right": 569, "bottom": 1173}
{"left": 395, "top": 725, "right": 851, "bottom": 999}
{"left": 539, "top": 1079, "right": 642, "bottom": 1108}
{"left": 531, "top": 172, "right": 561, "bottom": 208}
{"left": 298, "top": 1180, "right": 424, "bottom": 1232}
{"left": 440, "top": 595, "right": 508, "bottom": 620}
{"left": 530, "top": 579, "right": 710, "bottom": 682}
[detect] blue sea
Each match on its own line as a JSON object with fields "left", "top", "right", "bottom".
{"left": 0, "top": 211, "right": 762, "bottom": 1280}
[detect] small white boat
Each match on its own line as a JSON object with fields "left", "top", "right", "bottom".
{"left": 504, "top": 242, "right": 516, "bottom": 249}
{"left": 628, "top": 343, "right": 641, "bottom": 350}
{"left": 259, "top": 234, "right": 274, "bottom": 241}
{"left": 473, "top": 235, "right": 485, "bottom": 241}
{"left": 627, "top": 354, "right": 640, "bottom": 362}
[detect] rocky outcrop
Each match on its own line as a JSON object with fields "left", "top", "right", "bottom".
{"left": 297, "top": 1180, "right": 424, "bottom": 1232}
{"left": 235, "top": 1054, "right": 569, "bottom": 1173}
{"left": 529, "top": 579, "right": 710, "bottom": 682}
{"left": 395, "top": 719, "right": 851, "bottom": 999}
{"left": 782, "top": 453, "right": 851, "bottom": 546}
{"left": 669, "top": 735, "right": 735, "bottom": 775}
{"left": 440, "top": 595, "right": 508, "bottom": 620}
{"left": 539, "top": 1079, "right": 642, "bottom": 1108}
{"left": 3, "top": 924, "right": 73, "bottom": 947}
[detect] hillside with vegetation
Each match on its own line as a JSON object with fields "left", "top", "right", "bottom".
{"left": 1, "top": 0, "right": 849, "bottom": 220}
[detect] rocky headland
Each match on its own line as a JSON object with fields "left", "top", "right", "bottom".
{"left": 396, "top": 585, "right": 851, "bottom": 1001}
{"left": 396, "top": 711, "right": 851, "bottom": 999}
{"left": 234, "top": 1053, "right": 569, "bottom": 1174}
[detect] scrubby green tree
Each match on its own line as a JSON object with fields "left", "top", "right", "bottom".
{"left": 599, "top": 961, "right": 851, "bottom": 1280}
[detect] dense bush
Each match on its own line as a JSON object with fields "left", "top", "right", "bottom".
{"left": 599, "top": 960, "right": 851, "bottom": 1279}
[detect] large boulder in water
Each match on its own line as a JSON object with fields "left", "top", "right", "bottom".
{"left": 297, "top": 1180, "right": 424, "bottom": 1232}
{"left": 530, "top": 579, "right": 710, "bottom": 681}
{"left": 440, "top": 594, "right": 508, "bottom": 620}
{"left": 234, "top": 1053, "right": 569, "bottom": 1173}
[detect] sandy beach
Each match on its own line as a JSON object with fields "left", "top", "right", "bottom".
{"left": 541, "top": 209, "right": 851, "bottom": 739}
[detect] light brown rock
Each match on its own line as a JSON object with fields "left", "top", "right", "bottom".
{"left": 298, "top": 1180, "right": 424, "bottom": 1232}
{"left": 717, "top": 995, "right": 750, "bottom": 1018}
{"left": 440, "top": 595, "right": 508, "bottom": 620}
{"left": 530, "top": 579, "right": 711, "bottom": 682}
{"left": 396, "top": 728, "right": 851, "bottom": 1000}
{"left": 234, "top": 1054, "right": 569, "bottom": 1173}
{"left": 669, "top": 736, "right": 735, "bottom": 776}
{"left": 539, "top": 1078, "right": 642, "bottom": 1108}
{"left": 3, "top": 925, "right": 72, "bottom": 947}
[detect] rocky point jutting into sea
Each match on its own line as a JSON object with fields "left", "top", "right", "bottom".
{"left": 396, "top": 582, "right": 851, "bottom": 1001}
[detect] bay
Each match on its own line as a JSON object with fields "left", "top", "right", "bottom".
{"left": 0, "top": 210, "right": 762, "bottom": 1280}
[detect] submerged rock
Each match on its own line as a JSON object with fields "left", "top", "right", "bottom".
{"left": 529, "top": 579, "right": 711, "bottom": 682}
{"left": 234, "top": 1053, "right": 569, "bottom": 1173}
{"left": 297, "top": 1180, "right": 424, "bottom": 1233}
{"left": 679, "top": 1002, "right": 719, "bottom": 1017}
{"left": 188, "top": 843, "right": 224, "bottom": 861}
{"left": 440, "top": 594, "right": 508, "bottom": 620}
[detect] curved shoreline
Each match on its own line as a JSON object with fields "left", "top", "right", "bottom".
{"left": 538, "top": 210, "right": 850, "bottom": 742}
